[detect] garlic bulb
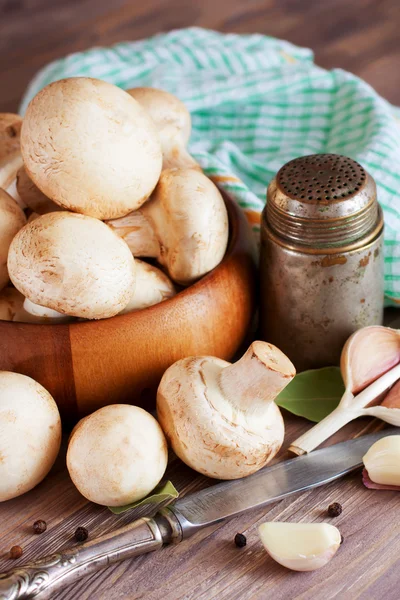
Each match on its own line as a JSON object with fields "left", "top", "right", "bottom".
{"left": 258, "top": 522, "right": 341, "bottom": 571}
{"left": 363, "top": 435, "right": 400, "bottom": 489}
{"left": 289, "top": 326, "right": 400, "bottom": 455}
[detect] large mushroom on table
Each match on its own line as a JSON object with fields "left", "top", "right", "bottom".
{"left": 0, "top": 189, "right": 26, "bottom": 291}
{"left": 157, "top": 341, "right": 296, "bottom": 480}
{"left": 127, "top": 87, "right": 199, "bottom": 171}
{"left": 0, "top": 371, "right": 61, "bottom": 502}
{"left": 107, "top": 168, "right": 229, "bottom": 285}
{"left": 7, "top": 211, "right": 135, "bottom": 319}
{"left": 0, "top": 113, "right": 23, "bottom": 191}
{"left": 21, "top": 77, "right": 163, "bottom": 219}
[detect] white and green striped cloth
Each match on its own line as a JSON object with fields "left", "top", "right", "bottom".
{"left": 21, "top": 27, "right": 400, "bottom": 303}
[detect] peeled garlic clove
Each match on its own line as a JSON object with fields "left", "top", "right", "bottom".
{"left": 341, "top": 326, "right": 400, "bottom": 395}
{"left": 258, "top": 522, "right": 341, "bottom": 572}
{"left": 363, "top": 435, "right": 400, "bottom": 489}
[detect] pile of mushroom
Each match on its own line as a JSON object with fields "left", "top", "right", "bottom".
{"left": 0, "top": 77, "right": 229, "bottom": 322}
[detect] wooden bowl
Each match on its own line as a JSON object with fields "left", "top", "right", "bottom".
{"left": 0, "top": 191, "right": 257, "bottom": 424}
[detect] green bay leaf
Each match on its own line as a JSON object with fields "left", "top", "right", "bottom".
{"left": 108, "top": 480, "right": 179, "bottom": 515}
{"left": 275, "top": 366, "right": 345, "bottom": 423}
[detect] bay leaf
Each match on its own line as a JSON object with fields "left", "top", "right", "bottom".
{"left": 275, "top": 366, "right": 344, "bottom": 423}
{"left": 108, "top": 480, "right": 179, "bottom": 515}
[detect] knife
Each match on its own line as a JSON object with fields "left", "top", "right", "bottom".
{"left": 0, "top": 427, "right": 397, "bottom": 600}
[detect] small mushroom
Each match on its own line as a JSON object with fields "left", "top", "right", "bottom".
{"left": 67, "top": 404, "right": 168, "bottom": 506}
{"left": 127, "top": 87, "right": 199, "bottom": 171}
{"left": 16, "top": 166, "right": 61, "bottom": 214}
{"left": 0, "top": 114, "right": 23, "bottom": 190}
{"left": 21, "top": 77, "right": 162, "bottom": 219}
{"left": 107, "top": 168, "right": 229, "bottom": 285}
{"left": 119, "top": 260, "right": 176, "bottom": 314}
{"left": 8, "top": 212, "right": 135, "bottom": 319}
{"left": 0, "top": 189, "right": 26, "bottom": 291}
{"left": 0, "top": 371, "right": 61, "bottom": 502}
{"left": 0, "top": 287, "right": 74, "bottom": 323}
{"left": 157, "top": 341, "right": 295, "bottom": 480}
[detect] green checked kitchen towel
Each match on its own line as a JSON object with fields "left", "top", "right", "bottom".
{"left": 20, "top": 27, "right": 400, "bottom": 304}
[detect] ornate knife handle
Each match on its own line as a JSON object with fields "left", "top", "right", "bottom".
{"left": 0, "top": 511, "right": 182, "bottom": 600}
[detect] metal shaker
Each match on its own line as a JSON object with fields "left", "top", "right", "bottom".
{"left": 260, "top": 154, "right": 384, "bottom": 371}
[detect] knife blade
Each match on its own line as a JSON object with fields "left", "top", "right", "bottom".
{"left": 170, "top": 427, "right": 399, "bottom": 536}
{"left": 0, "top": 427, "right": 397, "bottom": 600}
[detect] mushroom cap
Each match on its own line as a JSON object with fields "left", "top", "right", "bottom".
{"left": 16, "top": 166, "right": 61, "bottom": 215}
{"left": 0, "top": 287, "right": 25, "bottom": 321}
{"left": 119, "top": 259, "right": 176, "bottom": 314}
{"left": 21, "top": 78, "right": 163, "bottom": 219}
{"left": 0, "top": 114, "right": 22, "bottom": 160}
{"left": 0, "top": 114, "right": 24, "bottom": 189}
{"left": 8, "top": 211, "right": 135, "bottom": 319}
{"left": 157, "top": 356, "right": 285, "bottom": 480}
{"left": 144, "top": 168, "right": 229, "bottom": 284}
{"left": 67, "top": 404, "right": 168, "bottom": 506}
{"left": 127, "top": 87, "right": 191, "bottom": 147}
{"left": 0, "top": 189, "right": 27, "bottom": 291}
{"left": 0, "top": 371, "right": 61, "bottom": 502}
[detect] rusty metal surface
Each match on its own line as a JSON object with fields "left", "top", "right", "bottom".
{"left": 260, "top": 153, "right": 384, "bottom": 370}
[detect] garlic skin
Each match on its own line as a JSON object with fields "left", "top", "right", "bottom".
{"left": 289, "top": 326, "right": 400, "bottom": 455}
{"left": 258, "top": 522, "right": 341, "bottom": 572}
{"left": 363, "top": 436, "right": 400, "bottom": 487}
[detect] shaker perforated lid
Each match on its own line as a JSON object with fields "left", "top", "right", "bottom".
{"left": 265, "top": 154, "right": 382, "bottom": 249}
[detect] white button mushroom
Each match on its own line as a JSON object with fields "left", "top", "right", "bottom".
{"left": 258, "top": 522, "right": 342, "bottom": 571}
{"left": 0, "top": 371, "right": 62, "bottom": 502}
{"left": 7, "top": 212, "right": 135, "bottom": 319}
{"left": 0, "top": 189, "right": 26, "bottom": 291}
{"left": 23, "top": 298, "right": 75, "bottom": 323}
{"left": 127, "top": 87, "right": 200, "bottom": 171}
{"left": 67, "top": 404, "right": 168, "bottom": 506}
{"left": 0, "top": 287, "right": 73, "bottom": 323}
{"left": 21, "top": 77, "right": 163, "bottom": 219}
{"left": 119, "top": 259, "right": 176, "bottom": 314}
{"left": 157, "top": 341, "right": 295, "bottom": 480}
{"left": 107, "top": 168, "right": 229, "bottom": 285}
{"left": 16, "top": 166, "right": 61, "bottom": 215}
{"left": 0, "top": 113, "right": 23, "bottom": 190}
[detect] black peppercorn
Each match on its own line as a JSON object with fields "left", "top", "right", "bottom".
{"left": 33, "top": 520, "right": 47, "bottom": 534}
{"left": 327, "top": 502, "right": 343, "bottom": 518}
{"left": 9, "top": 545, "right": 23, "bottom": 559}
{"left": 234, "top": 533, "right": 247, "bottom": 547}
{"left": 74, "top": 526, "right": 89, "bottom": 542}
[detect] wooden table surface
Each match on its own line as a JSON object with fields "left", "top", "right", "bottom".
{"left": 1, "top": 1, "right": 400, "bottom": 599}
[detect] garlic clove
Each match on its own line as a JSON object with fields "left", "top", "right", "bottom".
{"left": 341, "top": 326, "right": 400, "bottom": 396}
{"left": 258, "top": 522, "right": 341, "bottom": 572}
{"left": 381, "top": 379, "right": 400, "bottom": 409}
{"left": 289, "top": 325, "right": 400, "bottom": 455}
{"left": 363, "top": 435, "right": 400, "bottom": 488}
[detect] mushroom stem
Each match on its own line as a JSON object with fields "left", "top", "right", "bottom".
{"left": 218, "top": 341, "right": 296, "bottom": 414}
{"left": 107, "top": 210, "right": 159, "bottom": 257}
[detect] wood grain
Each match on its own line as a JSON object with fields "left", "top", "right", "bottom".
{"left": 0, "top": 192, "right": 257, "bottom": 424}
{"left": 0, "top": 417, "right": 398, "bottom": 600}
{"left": 1, "top": 2, "right": 400, "bottom": 599}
